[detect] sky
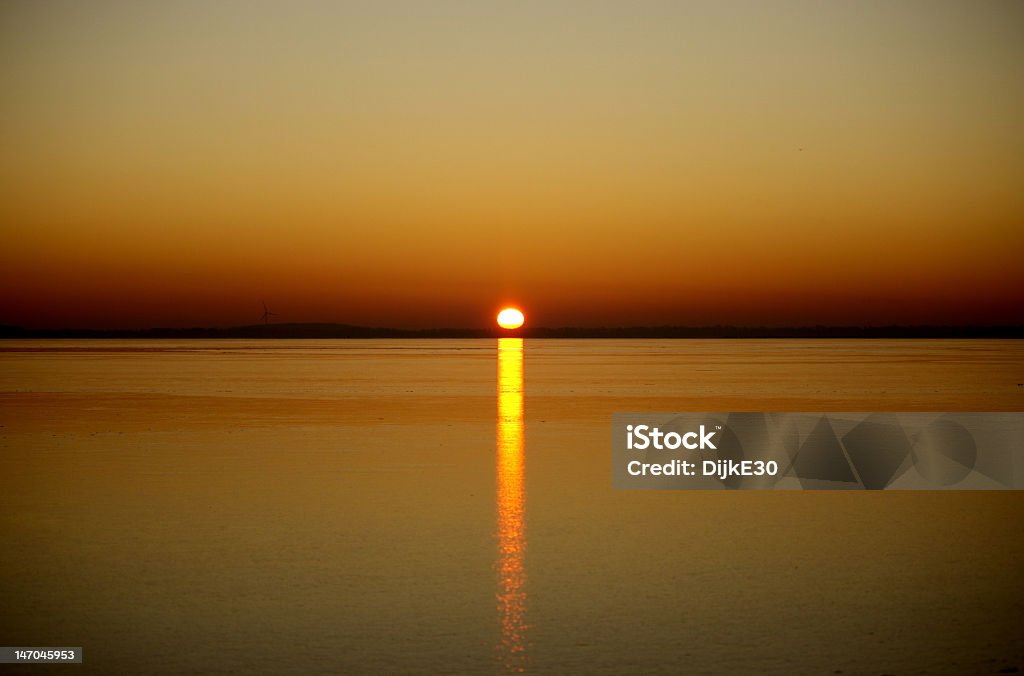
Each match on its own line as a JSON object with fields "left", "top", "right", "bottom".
{"left": 2, "top": 0, "right": 1022, "bottom": 329}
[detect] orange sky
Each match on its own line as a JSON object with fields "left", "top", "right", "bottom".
{"left": 2, "top": 1, "right": 1022, "bottom": 328}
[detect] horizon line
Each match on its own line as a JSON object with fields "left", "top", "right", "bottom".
{"left": 2, "top": 322, "right": 1022, "bottom": 340}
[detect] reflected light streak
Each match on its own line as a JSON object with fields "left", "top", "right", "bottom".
{"left": 496, "top": 337, "right": 527, "bottom": 671}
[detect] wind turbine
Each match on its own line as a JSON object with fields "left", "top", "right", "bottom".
{"left": 261, "top": 301, "right": 277, "bottom": 325}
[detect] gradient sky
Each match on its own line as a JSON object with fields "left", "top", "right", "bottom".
{"left": 2, "top": 0, "right": 1022, "bottom": 328}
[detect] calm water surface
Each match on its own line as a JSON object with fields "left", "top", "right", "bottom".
{"left": 1, "top": 339, "right": 1022, "bottom": 674}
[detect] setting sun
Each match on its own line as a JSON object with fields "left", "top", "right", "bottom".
{"left": 497, "top": 308, "right": 525, "bottom": 330}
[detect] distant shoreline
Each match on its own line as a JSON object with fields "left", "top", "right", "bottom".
{"left": 1, "top": 323, "right": 1022, "bottom": 339}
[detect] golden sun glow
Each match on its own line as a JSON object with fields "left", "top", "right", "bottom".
{"left": 496, "top": 308, "right": 525, "bottom": 330}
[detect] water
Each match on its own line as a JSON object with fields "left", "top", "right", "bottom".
{"left": 1, "top": 339, "right": 1022, "bottom": 674}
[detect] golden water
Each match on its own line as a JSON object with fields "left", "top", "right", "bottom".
{"left": 1, "top": 339, "right": 1021, "bottom": 673}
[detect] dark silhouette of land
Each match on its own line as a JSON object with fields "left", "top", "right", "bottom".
{"left": 1, "top": 323, "right": 1021, "bottom": 339}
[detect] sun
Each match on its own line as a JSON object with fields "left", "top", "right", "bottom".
{"left": 497, "top": 307, "right": 525, "bottom": 330}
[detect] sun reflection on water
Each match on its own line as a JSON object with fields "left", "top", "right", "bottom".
{"left": 496, "top": 337, "right": 526, "bottom": 671}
